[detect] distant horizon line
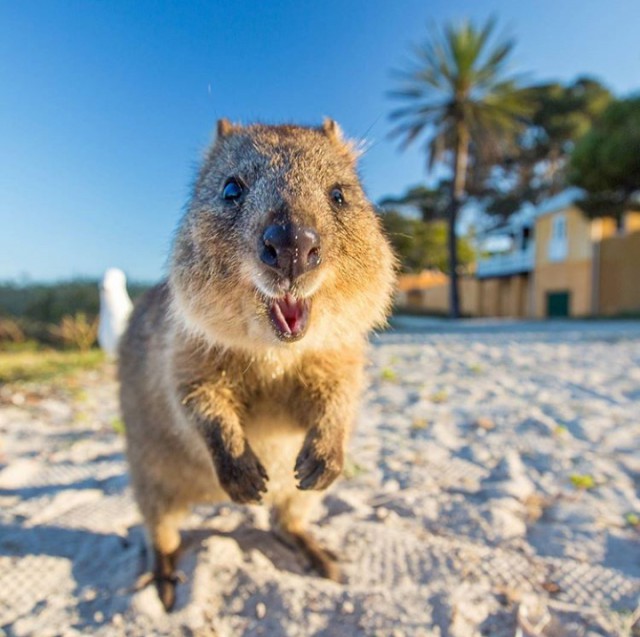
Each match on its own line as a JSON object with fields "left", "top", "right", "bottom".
{"left": 0, "top": 274, "right": 159, "bottom": 287}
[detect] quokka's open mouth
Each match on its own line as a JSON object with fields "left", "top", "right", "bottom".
{"left": 268, "top": 294, "right": 310, "bottom": 341}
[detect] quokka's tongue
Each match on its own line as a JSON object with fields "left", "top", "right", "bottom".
{"left": 269, "top": 294, "right": 309, "bottom": 339}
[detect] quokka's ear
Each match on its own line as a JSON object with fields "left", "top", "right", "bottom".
{"left": 216, "top": 118, "right": 239, "bottom": 139}
{"left": 321, "top": 117, "right": 344, "bottom": 143}
{"left": 320, "top": 117, "right": 362, "bottom": 164}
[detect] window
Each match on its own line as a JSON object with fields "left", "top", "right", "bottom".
{"left": 548, "top": 214, "right": 568, "bottom": 262}
{"left": 553, "top": 215, "right": 566, "bottom": 240}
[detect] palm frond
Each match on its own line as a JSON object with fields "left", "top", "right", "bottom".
{"left": 387, "top": 16, "right": 529, "bottom": 173}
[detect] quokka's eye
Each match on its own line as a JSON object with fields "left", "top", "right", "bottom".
{"left": 330, "top": 186, "right": 345, "bottom": 206}
{"left": 222, "top": 177, "right": 244, "bottom": 202}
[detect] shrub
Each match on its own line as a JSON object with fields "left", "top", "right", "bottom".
{"left": 50, "top": 313, "right": 98, "bottom": 351}
{"left": 0, "top": 318, "right": 26, "bottom": 344}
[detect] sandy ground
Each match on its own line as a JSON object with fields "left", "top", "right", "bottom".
{"left": 1, "top": 320, "right": 640, "bottom": 637}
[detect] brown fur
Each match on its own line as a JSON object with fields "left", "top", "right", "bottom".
{"left": 118, "top": 119, "right": 395, "bottom": 610}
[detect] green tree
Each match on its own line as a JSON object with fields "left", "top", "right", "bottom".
{"left": 0, "top": 279, "right": 149, "bottom": 323}
{"left": 482, "top": 77, "right": 612, "bottom": 217}
{"left": 379, "top": 208, "right": 475, "bottom": 274}
{"left": 389, "top": 18, "right": 530, "bottom": 317}
{"left": 570, "top": 96, "right": 640, "bottom": 222}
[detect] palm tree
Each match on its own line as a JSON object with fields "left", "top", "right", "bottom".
{"left": 389, "top": 18, "right": 530, "bottom": 317}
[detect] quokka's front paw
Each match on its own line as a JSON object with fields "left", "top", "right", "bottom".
{"left": 215, "top": 444, "right": 269, "bottom": 504}
{"left": 294, "top": 431, "right": 343, "bottom": 491}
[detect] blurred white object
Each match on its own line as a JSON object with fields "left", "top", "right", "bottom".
{"left": 98, "top": 268, "right": 133, "bottom": 358}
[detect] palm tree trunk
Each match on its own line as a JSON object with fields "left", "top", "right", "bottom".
{"left": 448, "top": 123, "right": 469, "bottom": 319}
{"left": 447, "top": 203, "right": 461, "bottom": 319}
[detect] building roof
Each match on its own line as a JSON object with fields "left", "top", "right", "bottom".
{"left": 535, "top": 187, "right": 585, "bottom": 217}
{"left": 478, "top": 202, "right": 536, "bottom": 239}
{"left": 478, "top": 188, "right": 586, "bottom": 241}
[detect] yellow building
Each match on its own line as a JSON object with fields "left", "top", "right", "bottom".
{"left": 397, "top": 189, "right": 640, "bottom": 319}
{"left": 597, "top": 215, "right": 640, "bottom": 316}
{"left": 532, "top": 192, "right": 640, "bottom": 317}
{"left": 474, "top": 207, "right": 536, "bottom": 318}
{"left": 396, "top": 270, "right": 449, "bottom": 312}
{"left": 532, "top": 193, "right": 617, "bottom": 317}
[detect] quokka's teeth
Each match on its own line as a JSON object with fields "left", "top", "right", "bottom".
{"left": 268, "top": 296, "right": 310, "bottom": 340}
{"left": 271, "top": 300, "right": 291, "bottom": 334}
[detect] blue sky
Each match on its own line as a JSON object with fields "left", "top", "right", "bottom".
{"left": 1, "top": 0, "right": 639, "bottom": 282}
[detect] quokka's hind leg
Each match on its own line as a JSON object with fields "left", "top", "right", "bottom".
{"left": 273, "top": 493, "right": 342, "bottom": 583}
{"left": 141, "top": 500, "right": 188, "bottom": 611}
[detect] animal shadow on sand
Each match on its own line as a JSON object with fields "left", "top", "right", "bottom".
{"left": 1, "top": 478, "right": 333, "bottom": 633}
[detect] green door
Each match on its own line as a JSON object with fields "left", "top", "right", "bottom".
{"left": 547, "top": 291, "right": 570, "bottom": 317}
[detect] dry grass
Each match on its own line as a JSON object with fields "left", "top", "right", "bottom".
{"left": 0, "top": 348, "right": 105, "bottom": 384}
{"left": 49, "top": 313, "right": 98, "bottom": 351}
{"left": 0, "top": 318, "right": 26, "bottom": 344}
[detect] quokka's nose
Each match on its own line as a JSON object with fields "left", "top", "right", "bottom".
{"left": 260, "top": 223, "right": 321, "bottom": 279}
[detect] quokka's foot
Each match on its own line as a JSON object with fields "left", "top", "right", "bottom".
{"left": 153, "top": 547, "right": 183, "bottom": 612}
